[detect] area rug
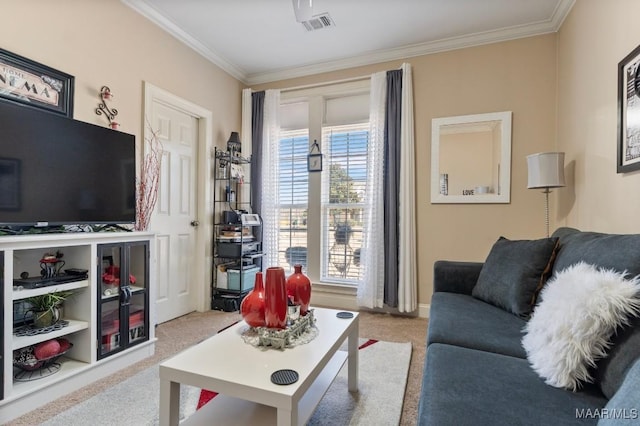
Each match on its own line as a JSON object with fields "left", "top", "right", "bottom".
{"left": 41, "top": 339, "right": 411, "bottom": 425}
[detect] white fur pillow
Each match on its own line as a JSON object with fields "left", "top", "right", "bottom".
{"left": 522, "top": 261, "right": 640, "bottom": 391}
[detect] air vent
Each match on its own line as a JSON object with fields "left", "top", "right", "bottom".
{"left": 302, "top": 13, "right": 335, "bottom": 32}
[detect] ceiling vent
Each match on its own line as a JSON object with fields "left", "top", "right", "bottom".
{"left": 302, "top": 13, "right": 335, "bottom": 32}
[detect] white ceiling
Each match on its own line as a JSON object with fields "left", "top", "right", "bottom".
{"left": 123, "top": 0, "right": 574, "bottom": 85}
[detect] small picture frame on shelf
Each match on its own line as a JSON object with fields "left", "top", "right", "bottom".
{"left": 241, "top": 213, "right": 261, "bottom": 225}
{"left": 307, "top": 153, "right": 322, "bottom": 172}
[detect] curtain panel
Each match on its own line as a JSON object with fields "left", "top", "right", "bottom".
{"left": 357, "top": 72, "right": 387, "bottom": 309}
{"left": 384, "top": 69, "right": 402, "bottom": 307}
{"left": 250, "top": 91, "right": 265, "bottom": 217}
{"left": 358, "top": 63, "right": 417, "bottom": 313}
{"left": 260, "top": 90, "right": 281, "bottom": 267}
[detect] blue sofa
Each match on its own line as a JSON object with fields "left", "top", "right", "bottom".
{"left": 418, "top": 228, "right": 640, "bottom": 425}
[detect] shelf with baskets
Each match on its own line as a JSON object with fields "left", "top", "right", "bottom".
{"left": 211, "top": 147, "right": 263, "bottom": 312}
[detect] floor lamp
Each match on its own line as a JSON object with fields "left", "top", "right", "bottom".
{"left": 526, "top": 152, "right": 566, "bottom": 237}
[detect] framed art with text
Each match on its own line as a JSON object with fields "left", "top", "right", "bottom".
{"left": 0, "top": 48, "right": 74, "bottom": 117}
{"left": 618, "top": 43, "right": 640, "bottom": 173}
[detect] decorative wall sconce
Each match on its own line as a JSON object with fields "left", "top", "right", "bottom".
{"left": 96, "top": 86, "right": 119, "bottom": 129}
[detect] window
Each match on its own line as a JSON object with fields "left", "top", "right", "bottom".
{"left": 277, "top": 130, "right": 309, "bottom": 274}
{"left": 275, "top": 82, "right": 370, "bottom": 286}
{"left": 321, "top": 124, "right": 368, "bottom": 283}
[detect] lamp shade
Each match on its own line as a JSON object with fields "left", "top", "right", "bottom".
{"left": 227, "top": 131, "right": 241, "bottom": 153}
{"left": 527, "top": 152, "right": 566, "bottom": 189}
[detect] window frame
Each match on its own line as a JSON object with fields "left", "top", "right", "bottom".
{"left": 278, "top": 80, "right": 371, "bottom": 287}
{"left": 320, "top": 123, "right": 370, "bottom": 285}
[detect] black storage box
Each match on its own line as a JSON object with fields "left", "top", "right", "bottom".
{"left": 217, "top": 241, "right": 261, "bottom": 258}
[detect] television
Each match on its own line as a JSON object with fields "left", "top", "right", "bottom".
{"left": 0, "top": 101, "right": 136, "bottom": 227}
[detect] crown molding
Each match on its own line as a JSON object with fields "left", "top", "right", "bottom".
{"left": 121, "top": 0, "right": 248, "bottom": 82}
{"left": 123, "top": 0, "right": 575, "bottom": 86}
{"left": 246, "top": 0, "right": 575, "bottom": 85}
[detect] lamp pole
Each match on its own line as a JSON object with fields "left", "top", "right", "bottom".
{"left": 543, "top": 187, "right": 551, "bottom": 238}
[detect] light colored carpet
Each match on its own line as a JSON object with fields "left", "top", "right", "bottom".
{"left": 9, "top": 310, "right": 427, "bottom": 425}
{"left": 40, "top": 340, "right": 411, "bottom": 426}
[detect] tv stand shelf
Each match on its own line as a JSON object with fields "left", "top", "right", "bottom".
{"left": 0, "top": 231, "right": 156, "bottom": 423}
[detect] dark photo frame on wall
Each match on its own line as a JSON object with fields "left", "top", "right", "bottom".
{"left": 618, "top": 43, "right": 640, "bottom": 173}
{"left": 0, "top": 48, "right": 74, "bottom": 118}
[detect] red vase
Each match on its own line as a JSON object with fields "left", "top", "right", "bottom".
{"left": 240, "top": 271, "right": 265, "bottom": 327}
{"left": 264, "top": 267, "right": 287, "bottom": 329}
{"left": 286, "top": 264, "right": 311, "bottom": 316}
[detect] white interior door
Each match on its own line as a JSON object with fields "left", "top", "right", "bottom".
{"left": 150, "top": 100, "right": 199, "bottom": 323}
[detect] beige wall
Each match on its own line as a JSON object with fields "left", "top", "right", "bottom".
{"left": 0, "top": 0, "right": 244, "bottom": 311}
{"left": 254, "top": 34, "right": 558, "bottom": 307}
{"left": 0, "top": 0, "right": 243, "bottom": 158}
{"left": 557, "top": 0, "right": 640, "bottom": 233}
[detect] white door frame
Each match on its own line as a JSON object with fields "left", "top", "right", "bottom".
{"left": 143, "top": 82, "right": 214, "bottom": 313}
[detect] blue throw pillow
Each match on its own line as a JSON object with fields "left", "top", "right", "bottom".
{"left": 472, "top": 236, "right": 559, "bottom": 318}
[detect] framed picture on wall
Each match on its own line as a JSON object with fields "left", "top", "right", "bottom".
{"left": 618, "top": 43, "right": 640, "bottom": 173}
{"left": 0, "top": 48, "right": 74, "bottom": 117}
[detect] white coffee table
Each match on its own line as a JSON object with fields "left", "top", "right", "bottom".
{"left": 159, "top": 307, "right": 359, "bottom": 426}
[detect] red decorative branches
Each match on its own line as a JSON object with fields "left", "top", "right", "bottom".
{"left": 135, "top": 123, "right": 162, "bottom": 231}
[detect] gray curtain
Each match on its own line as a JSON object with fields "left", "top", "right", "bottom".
{"left": 250, "top": 91, "right": 265, "bottom": 216}
{"left": 384, "top": 70, "right": 402, "bottom": 307}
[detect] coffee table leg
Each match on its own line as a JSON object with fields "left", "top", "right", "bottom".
{"left": 348, "top": 316, "right": 359, "bottom": 392}
{"left": 160, "top": 378, "right": 180, "bottom": 426}
{"left": 277, "top": 406, "right": 297, "bottom": 426}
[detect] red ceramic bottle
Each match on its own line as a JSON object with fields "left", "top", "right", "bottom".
{"left": 264, "top": 267, "right": 287, "bottom": 329}
{"left": 286, "top": 264, "right": 312, "bottom": 316}
{"left": 240, "top": 271, "right": 266, "bottom": 328}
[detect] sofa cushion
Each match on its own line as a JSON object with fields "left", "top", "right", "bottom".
{"left": 418, "top": 343, "right": 607, "bottom": 426}
{"left": 552, "top": 227, "right": 640, "bottom": 277}
{"left": 595, "top": 316, "right": 640, "bottom": 399}
{"left": 522, "top": 262, "right": 640, "bottom": 391}
{"left": 471, "top": 236, "right": 559, "bottom": 318}
{"left": 427, "top": 292, "right": 527, "bottom": 359}
{"left": 598, "top": 359, "right": 640, "bottom": 425}
{"left": 433, "top": 260, "right": 483, "bottom": 295}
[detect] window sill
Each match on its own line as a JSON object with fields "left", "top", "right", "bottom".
{"left": 313, "top": 281, "right": 357, "bottom": 294}
{"left": 310, "top": 281, "right": 358, "bottom": 311}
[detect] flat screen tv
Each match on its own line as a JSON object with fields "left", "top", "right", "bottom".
{"left": 0, "top": 101, "right": 136, "bottom": 227}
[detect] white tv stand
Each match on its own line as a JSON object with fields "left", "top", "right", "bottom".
{"left": 0, "top": 231, "right": 156, "bottom": 423}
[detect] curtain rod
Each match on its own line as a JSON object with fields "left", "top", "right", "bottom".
{"left": 279, "top": 74, "right": 371, "bottom": 93}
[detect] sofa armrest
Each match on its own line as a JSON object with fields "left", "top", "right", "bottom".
{"left": 433, "top": 260, "right": 484, "bottom": 295}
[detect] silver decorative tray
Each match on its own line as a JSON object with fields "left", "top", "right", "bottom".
{"left": 242, "top": 309, "right": 317, "bottom": 349}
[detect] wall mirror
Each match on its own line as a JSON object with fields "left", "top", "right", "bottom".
{"left": 431, "top": 111, "right": 512, "bottom": 204}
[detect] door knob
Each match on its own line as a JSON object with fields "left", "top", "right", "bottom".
{"left": 190, "top": 220, "right": 200, "bottom": 227}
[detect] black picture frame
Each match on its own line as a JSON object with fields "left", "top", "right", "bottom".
{"left": 308, "top": 153, "right": 323, "bottom": 172}
{"left": 0, "top": 158, "right": 21, "bottom": 210}
{"left": 618, "top": 44, "right": 640, "bottom": 173}
{"left": 0, "top": 48, "right": 74, "bottom": 117}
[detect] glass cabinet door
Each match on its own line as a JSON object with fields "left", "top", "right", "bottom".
{"left": 126, "top": 243, "right": 148, "bottom": 346}
{"left": 97, "top": 242, "right": 148, "bottom": 360}
{"left": 98, "top": 244, "right": 124, "bottom": 358}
